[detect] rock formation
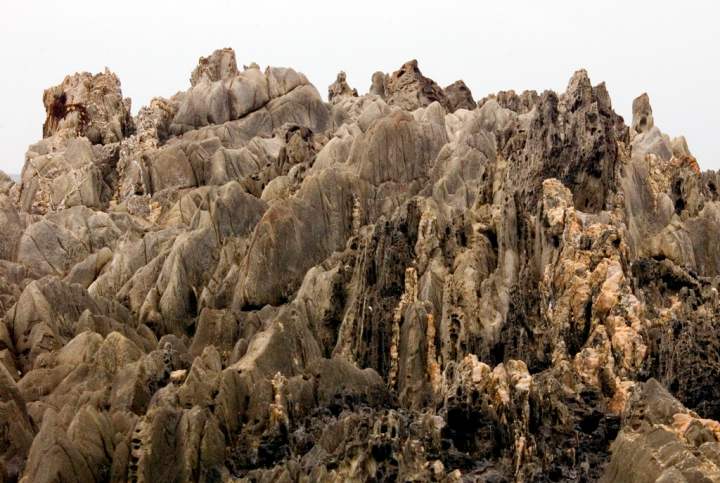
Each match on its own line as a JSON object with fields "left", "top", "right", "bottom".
{"left": 0, "top": 48, "right": 719, "bottom": 482}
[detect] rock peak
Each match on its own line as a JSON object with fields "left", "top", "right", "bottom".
{"left": 632, "top": 92, "right": 654, "bottom": 134}
{"left": 190, "top": 47, "right": 239, "bottom": 86}
{"left": 327, "top": 70, "right": 358, "bottom": 103}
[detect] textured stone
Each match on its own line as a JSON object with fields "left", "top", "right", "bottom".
{"left": 42, "top": 68, "right": 133, "bottom": 145}
{"left": 443, "top": 80, "right": 476, "bottom": 112}
{"left": 6, "top": 49, "right": 720, "bottom": 483}
{"left": 385, "top": 60, "right": 450, "bottom": 112}
{"left": 327, "top": 71, "right": 358, "bottom": 104}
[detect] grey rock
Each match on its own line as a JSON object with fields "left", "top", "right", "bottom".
{"left": 0, "top": 362, "right": 34, "bottom": 482}
{"left": 369, "top": 71, "right": 389, "bottom": 99}
{"left": 0, "top": 194, "right": 25, "bottom": 261}
{"left": 632, "top": 92, "right": 655, "bottom": 135}
{"left": 601, "top": 379, "right": 720, "bottom": 483}
{"left": 19, "top": 136, "right": 104, "bottom": 214}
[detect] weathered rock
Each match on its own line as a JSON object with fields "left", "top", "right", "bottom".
{"left": 328, "top": 71, "right": 358, "bottom": 104}
{"left": 126, "top": 400, "right": 226, "bottom": 483}
{"left": 20, "top": 408, "right": 94, "bottom": 483}
{"left": 7, "top": 49, "right": 720, "bottom": 483}
{"left": 0, "top": 171, "right": 15, "bottom": 196}
{"left": 20, "top": 135, "right": 105, "bottom": 213}
{"left": 169, "top": 49, "right": 329, "bottom": 140}
{"left": 479, "top": 89, "right": 539, "bottom": 114}
{"left": 17, "top": 219, "right": 91, "bottom": 278}
{"left": 0, "top": 362, "right": 34, "bottom": 482}
{"left": 189, "top": 47, "right": 240, "bottom": 87}
{"left": 42, "top": 68, "right": 133, "bottom": 145}
{"left": 369, "top": 71, "right": 389, "bottom": 99}
{"left": 632, "top": 92, "right": 654, "bottom": 136}
{"left": 0, "top": 194, "right": 25, "bottom": 261}
{"left": 385, "top": 60, "right": 450, "bottom": 112}
{"left": 234, "top": 166, "right": 370, "bottom": 308}
{"left": 8, "top": 277, "right": 97, "bottom": 372}
{"left": 443, "top": 80, "right": 476, "bottom": 112}
{"left": 602, "top": 379, "right": 720, "bottom": 483}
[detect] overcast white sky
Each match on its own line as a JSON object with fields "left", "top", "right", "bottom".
{"left": 0, "top": 0, "right": 718, "bottom": 174}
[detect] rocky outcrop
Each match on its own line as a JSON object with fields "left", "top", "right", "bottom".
{"left": 169, "top": 52, "right": 329, "bottom": 138}
{"left": 42, "top": 68, "right": 133, "bottom": 145}
{"left": 444, "top": 80, "right": 477, "bottom": 112}
{"left": 385, "top": 60, "right": 451, "bottom": 112}
{"left": 328, "top": 71, "right": 358, "bottom": 104}
{"left": 2, "top": 48, "right": 719, "bottom": 482}
{"left": 602, "top": 379, "right": 720, "bottom": 483}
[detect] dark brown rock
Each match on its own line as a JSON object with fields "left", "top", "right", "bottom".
{"left": 443, "top": 80, "right": 476, "bottom": 112}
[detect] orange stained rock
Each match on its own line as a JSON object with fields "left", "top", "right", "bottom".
{"left": 595, "top": 260, "right": 624, "bottom": 313}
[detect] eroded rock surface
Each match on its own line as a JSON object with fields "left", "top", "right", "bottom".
{"left": 1, "top": 49, "right": 718, "bottom": 482}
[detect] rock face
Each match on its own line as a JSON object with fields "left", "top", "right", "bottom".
{"left": 42, "top": 68, "right": 133, "bottom": 144}
{"left": 1, "top": 49, "right": 719, "bottom": 482}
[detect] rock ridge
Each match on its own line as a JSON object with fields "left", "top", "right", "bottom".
{"left": 0, "top": 48, "right": 718, "bottom": 483}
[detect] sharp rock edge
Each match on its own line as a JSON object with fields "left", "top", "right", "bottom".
{"left": 0, "top": 48, "right": 717, "bottom": 483}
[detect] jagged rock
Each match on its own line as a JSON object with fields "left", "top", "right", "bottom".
{"left": 0, "top": 171, "right": 15, "bottom": 197}
{"left": 443, "top": 80, "right": 476, "bottom": 112}
{"left": 6, "top": 48, "right": 720, "bottom": 483}
{"left": 672, "top": 135, "right": 692, "bottom": 157}
{"left": 385, "top": 60, "right": 450, "bottom": 112}
{"left": 172, "top": 56, "right": 268, "bottom": 134}
{"left": 64, "top": 247, "right": 114, "bottom": 288}
{"left": 42, "top": 68, "right": 133, "bottom": 145}
{"left": 88, "top": 226, "right": 182, "bottom": 300}
{"left": 0, "top": 194, "right": 25, "bottom": 261}
{"left": 20, "top": 408, "right": 95, "bottom": 483}
{"left": 17, "top": 219, "right": 91, "bottom": 278}
{"left": 228, "top": 300, "right": 322, "bottom": 380}
{"left": 188, "top": 308, "right": 238, "bottom": 358}
{"left": 0, "top": 362, "right": 34, "bottom": 482}
{"left": 170, "top": 49, "right": 329, "bottom": 139}
{"left": 19, "top": 135, "right": 105, "bottom": 213}
{"left": 126, "top": 401, "right": 225, "bottom": 483}
{"left": 632, "top": 92, "right": 654, "bottom": 135}
{"left": 479, "top": 89, "right": 539, "bottom": 114}
{"left": 328, "top": 71, "right": 358, "bottom": 104}
{"left": 234, "top": 166, "right": 369, "bottom": 308}
{"left": 190, "top": 48, "right": 239, "bottom": 87}
{"left": 150, "top": 144, "right": 198, "bottom": 192}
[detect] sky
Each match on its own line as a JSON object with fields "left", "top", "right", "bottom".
{"left": 0, "top": 0, "right": 718, "bottom": 174}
